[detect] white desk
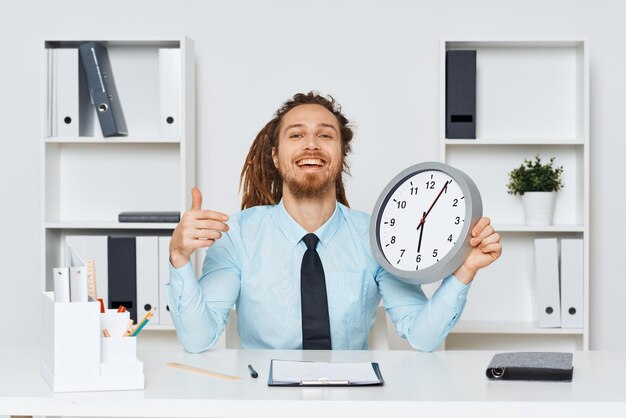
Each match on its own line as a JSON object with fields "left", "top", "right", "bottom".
{"left": 1, "top": 337, "right": 626, "bottom": 418}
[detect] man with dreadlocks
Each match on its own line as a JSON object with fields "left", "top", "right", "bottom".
{"left": 167, "top": 92, "right": 502, "bottom": 353}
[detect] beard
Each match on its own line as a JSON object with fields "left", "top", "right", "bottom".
{"left": 278, "top": 157, "right": 343, "bottom": 200}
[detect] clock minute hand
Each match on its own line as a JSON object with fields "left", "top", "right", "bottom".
{"left": 422, "top": 180, "right": 450, "bottom": 222}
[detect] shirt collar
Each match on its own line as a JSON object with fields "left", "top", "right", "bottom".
{"left": 272, "top": 199, "right": 342, "bottom": 248}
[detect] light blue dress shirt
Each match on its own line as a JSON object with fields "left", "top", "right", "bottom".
{"left": 167, "top": 200, "right": 471, "bottom": 353}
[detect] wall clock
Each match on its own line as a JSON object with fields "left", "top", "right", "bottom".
{"left": 370, "top": 162, "right": 482, "bottom": 284}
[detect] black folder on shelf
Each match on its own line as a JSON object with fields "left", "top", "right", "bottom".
{"left": 486, "top": 352, "right": 573, "bottom": 382}
{"left": 107, "top": 237, "right": 137, "bottom": 322}
{"left": 446, "top": 49, "right": 476, "bottom": 139}
{"left": 268, "top": 359, "right": 384, "bottom": 386}
{"left": 79, "top": 41, "right": 128, "bottom": 137}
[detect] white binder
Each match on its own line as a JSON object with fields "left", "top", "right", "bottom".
{"left": 53, "top": 48, "right": 80, "bottom": 137}
{"left": 560, "top": 239, "right": 584, "bottom": 328}
{"left": 66, "top": 236, "right": 109, "bottom": 306}
{"left": 158, "top": 236, "right": 173, "bottom": 325}
{"left": 534, "top": 238, "right": 561, "bottom": 327}
{"left": 53, "top": 267, "right": 71, "bottom": 303}
{"left": 69, "top": 265, "right": 88, "bottom": 302}
{"left": 158, "top": 48, "right": 181, "bottom": 138}
{"left": 136, "top": 236, "right": 160, "bottom": 324}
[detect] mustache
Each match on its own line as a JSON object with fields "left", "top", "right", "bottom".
{"left": 293, "top": 152, "right": 328, "bottom": 162}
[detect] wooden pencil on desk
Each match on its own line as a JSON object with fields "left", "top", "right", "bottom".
{"left": 166, "top": 362, "right": 241, "bottom": 381}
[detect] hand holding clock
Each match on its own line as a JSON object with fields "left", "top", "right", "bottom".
{"left": 453, "top": 217, "right": 502, "bottom": 285}
{"left": 372, "top": 162, "right": 500, "bottom": 285}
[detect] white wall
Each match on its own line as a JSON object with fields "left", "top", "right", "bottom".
{"left": 0, "top": 0, "right": 624, "bottom": 349}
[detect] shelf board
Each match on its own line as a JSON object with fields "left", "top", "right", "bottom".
{"left": 45, "top": 137, "right": 181, "bottom": 144}
{"left": 45, "top": 221, "right": 177, "bottom": 230}
{"left": 451, "top": 320, "right": 584, "bottom": 335}
{"left": 45, "top": 38, "right": 182, "bottom": 47}
{"left": 444, "top": 139, "right": 584, "bottom": 145}
{"left": 493, "top": 224, "right": 584, "bottom": 232}
{"left": 445, "top": 40, "right": 585, "bottom": 48}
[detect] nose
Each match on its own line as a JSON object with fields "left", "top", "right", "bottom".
{"left": 303, "top": 133, "right": 320, "bottom": 150}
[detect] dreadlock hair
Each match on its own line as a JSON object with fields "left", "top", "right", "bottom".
{"left": 239, "top": 92, "right": 353, "bottom": 210}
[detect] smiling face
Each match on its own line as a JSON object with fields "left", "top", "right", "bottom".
{"left": 272, "top": 104, "right": 344, "bottom": 201}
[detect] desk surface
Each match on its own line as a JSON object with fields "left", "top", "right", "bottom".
{"left": 1, "top": 337, "right": 626, "bottom": 418}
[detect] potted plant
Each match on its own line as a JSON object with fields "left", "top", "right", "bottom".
{"left": 506, "top": 155, "right": 564, "bottom": 225}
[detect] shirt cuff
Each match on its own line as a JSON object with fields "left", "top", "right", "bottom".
{"left": 168, "top": 260, "right": 198, "bottom": 299}
{"left": 436, "top": 274, "right": 471, "bottom": 309}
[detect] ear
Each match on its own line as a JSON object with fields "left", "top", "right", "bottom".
{"left": 271, "top": 147, "right": 278, "bottom": 168}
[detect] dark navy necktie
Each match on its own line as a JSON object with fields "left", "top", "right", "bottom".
{"left": 300, "top": 233, "right": 332, "bottom": 349}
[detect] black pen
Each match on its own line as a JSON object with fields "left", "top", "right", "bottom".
{"left": 248, "top": 364, "right": 258, "bottom": 378}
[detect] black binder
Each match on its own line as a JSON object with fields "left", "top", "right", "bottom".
{"left": 107, "top": 237, "right": 137, "bottom": 322}
{"left": 486, "top": 352, "right": 573, "bottom": 382}
{"left": 79, "top": 42, "right": 128, "bottom": 137}
{"left": 446, "top": 50, "right": 476, "bottom": 139}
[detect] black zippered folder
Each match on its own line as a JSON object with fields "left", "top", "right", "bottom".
{"left": 486, "top": 352, "right": 573, "bottom": 382}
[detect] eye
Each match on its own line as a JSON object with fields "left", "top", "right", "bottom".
{"left": 319, "top": 133, "right": 334, "bottom": 139}
{"left": 289, "top": 133, "right": 303, "bottom": 139}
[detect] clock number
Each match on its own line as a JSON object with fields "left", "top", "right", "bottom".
{"left": 426, "top": 181, "right": 435, "bottom": 190}
{"left": 410, "top": 187, "right": 419, "bottom": 195}
{"left": 397, "top": 201, "right": 407, "bottom": 209}
{"left": 455, "top": 216, "right": 460, "bottom": 225}
{"left": 390, "top": 236, "right": 396, "bottom": 244}
{"left": 416, "top": 254, "right": 421, "bottom": 263}
{"left": 447, "top": 234, "right": 453, "bottom": 242}
{"left": 432, "top": 249, "right": 438, "bottom": 258}
{"left": 400, "top": 249, "right": 405, "bottom": 257}
{"left": 389, "top": 218, "right": 395, "bottom": 226}
{"left": 452, "top": 198, "right": 458, "bottom": 207}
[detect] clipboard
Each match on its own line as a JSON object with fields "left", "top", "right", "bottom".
{"left": 268, "top": 359, "right": 384, "bottom": 386}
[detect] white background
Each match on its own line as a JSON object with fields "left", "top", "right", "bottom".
{"left": 0, "top": 0, "right": 624, "bottom": 349}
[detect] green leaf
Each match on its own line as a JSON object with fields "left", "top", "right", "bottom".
{"left": 506, "top": 154, "right": 564, "bottom": 195}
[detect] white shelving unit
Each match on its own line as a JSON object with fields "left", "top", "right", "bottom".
{"left": 40, "top": 36, "right": 195, "bottom": 330}
{"left": 440, "top": 40, "right": 589, "bottom": 350}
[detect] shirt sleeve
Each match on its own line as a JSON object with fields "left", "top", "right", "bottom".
{"left": 166, "top": 231, "right": 241, "bottom": 353}
{"left": 376, "top": 268, "right": 470, "bottom": 352}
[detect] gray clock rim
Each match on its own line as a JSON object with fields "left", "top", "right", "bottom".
{"left": 369, "top": 161, "right": 483, "bottom": 285}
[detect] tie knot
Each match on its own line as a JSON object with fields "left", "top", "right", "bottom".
{"left": 302, "top": 233, "right": 319, "bottom": 250}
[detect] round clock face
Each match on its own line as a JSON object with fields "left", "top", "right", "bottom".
{"left": 370, "top": 162, "right": 482, "bottom": 284}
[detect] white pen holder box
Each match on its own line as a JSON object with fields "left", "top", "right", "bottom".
{"left": 101, "top": 309, "right": 131, "bottom": 337}
{"left": 41, "top": 292, "right": 144, "bottom": 392}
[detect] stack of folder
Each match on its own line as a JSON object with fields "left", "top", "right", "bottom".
{"left": 48, "top": 42, "right": 182, "bottom": 139}
{"left": 65, "top": 235, "right": 173, "bottom": 326}
{"left": 534, "top": 238, "right": 584, "bottom": 328}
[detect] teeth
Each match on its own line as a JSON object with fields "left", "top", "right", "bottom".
{"left": 297, "top": 159, "right": 323, "bottom": 166}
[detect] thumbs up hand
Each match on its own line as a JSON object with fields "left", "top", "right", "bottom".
{"left": 169, "top": 188, "right": 229, "bottom": 268}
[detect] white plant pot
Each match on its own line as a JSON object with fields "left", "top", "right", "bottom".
{"left": 521, "top": 192, "right": 556, "bottom": 226}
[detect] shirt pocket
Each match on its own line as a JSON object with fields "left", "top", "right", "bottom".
{"left": 239, "top": 270, "right": 302, "bottom": 347}
{"left": 325, "top": 270, "right": 370, "bottom": 349}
